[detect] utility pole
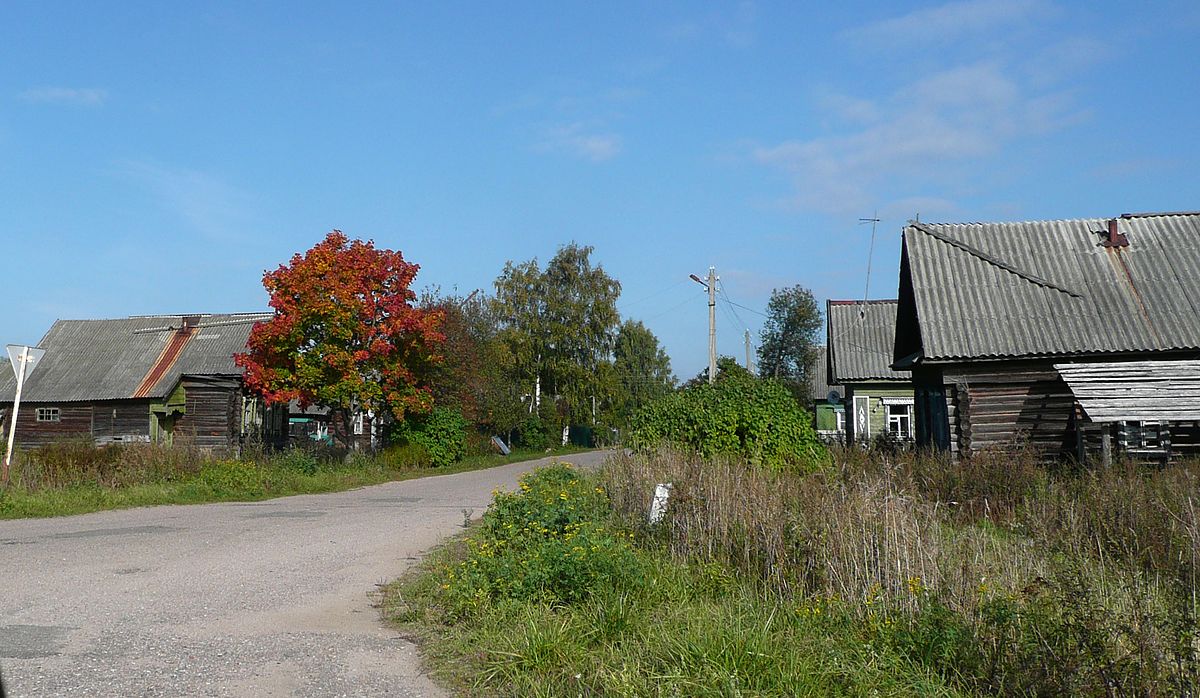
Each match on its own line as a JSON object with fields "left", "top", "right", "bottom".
{"left": 689, "top": 267, "right": 718, "bottom": 384}
{"left": 744, "top": 329, "right": 753, "bottom": 374}
{"left": 707, "top": 267, "right": 717, "bottom": 384}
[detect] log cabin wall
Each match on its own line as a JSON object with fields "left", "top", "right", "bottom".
{"left": 92, "top": 400, "right": 153, "bottom": 443}
{"left": 176, "top": 376, "right": 240, "bottom": 452}
{"left": 6, "top": 403, "right": 93, "bottom": 447}
{"left": 941, "top": 360, "right": 1075, "bottom": 458}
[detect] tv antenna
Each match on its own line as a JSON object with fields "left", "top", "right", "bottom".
{"left": 858, "top": 212, "right": 880, "bottom": 317}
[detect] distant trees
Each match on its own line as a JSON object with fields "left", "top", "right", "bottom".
{"left": 492, "top": 243, "right": 622, "bottom": 427}
{"left": 240, "top": 234, "right": 681, "bottom": 454}
{"left": 421, "top": 290, "right": 525, "bottom": 443}
{"left": 612, "top": 320, "right": 676, "bottom": 424}
{"left": 757, "top": 285, "right": 822, "bottom": 391}
{"left": 236, "top": 231, "right": 443, "bottom": 445}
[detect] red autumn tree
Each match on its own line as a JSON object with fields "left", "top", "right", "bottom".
{"left": 235, "top": 231, "right": 443, "bottom": 444}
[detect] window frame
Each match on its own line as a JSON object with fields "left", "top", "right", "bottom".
{"left": 886, "top": 403, "right": 912, "bottom": 439}
{"left": 36, "top": 407, "right": 61, "bottom": 423}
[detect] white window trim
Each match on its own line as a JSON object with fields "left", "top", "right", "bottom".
{"left": 886, "top": 403, "right": 913, "bottom": 439}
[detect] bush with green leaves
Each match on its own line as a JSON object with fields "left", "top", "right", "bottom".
{"left": 628, "top": 373, "right": 824, "bottom": 470}
{"left": 393, "top": 407, "right": 469, "bottom": 467}
{"left": 435, "top": 463, "right": 644, "bottom": 616}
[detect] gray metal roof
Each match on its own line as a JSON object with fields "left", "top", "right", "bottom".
{"left": 896, "top": 213, "right": 1200, "bottom": 363}
{"left": 0, "top": 314, "right": 270, "bottom": 403}
{"left": 1055, "top": 360, "right": 1200, "bottom": 423}
{"left": 809, "top": 347, "right": 844, "bottom": 401}
{"left": 827, "top": 300, "right": 911, "bottom": 382}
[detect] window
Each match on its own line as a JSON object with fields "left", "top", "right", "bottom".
{"left": 835, "top": 409, "right": 846, "bottom": 434}
{"left": 36, "top": 407, "right": 61, "bottom": 423}
{"left": 887, "top": 404, "right": 912, "bottom": 439}
{"left": 352, "top": 412, "right": 365, "bottom": 435}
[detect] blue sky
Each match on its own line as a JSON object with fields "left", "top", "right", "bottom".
{"left": 2, "top": 1, "right": 1198, "bottom": 378}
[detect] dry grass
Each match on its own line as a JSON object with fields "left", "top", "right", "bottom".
{"left": 601, "top": 448, "right": 1200, "bottom": 693}
{"left": 601, "top": 449, "right": 1051, "bottom": 615}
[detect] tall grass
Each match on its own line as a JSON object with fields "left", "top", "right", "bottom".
{"left": 600, "top": 447, "right": 1200, "bottom": 694}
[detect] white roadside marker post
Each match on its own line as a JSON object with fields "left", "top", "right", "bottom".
{"left": 4, "top": 345, "right": 46, "bottom": 486}
{"left": 649, "top": 483, "right": 672, "bottom": 525}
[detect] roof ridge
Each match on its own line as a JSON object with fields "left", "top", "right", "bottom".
{"left": 828, "top": 299, "right": 898, "bottom": 306}
{"left": 912, "top": 212, "right": 1200, "bottom": 228}
{"left": 909, "top": 222, "right": 1083, "bottom": 299}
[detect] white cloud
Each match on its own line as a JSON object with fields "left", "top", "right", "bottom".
{"left": 19, "top": 87, "right": 108, "bottom": 106}
{"left": 665, "top": 1, "right": 758, "bottom": 48}
{"left": 843, "top": 0, "right": 1052, "bottom": 45}
{"left": 815, "top": 91, "right": 881, "bottom": 125}
{"left": 754, "top": 61, "right": 1084, "bottom": 214}
{"left": 539, "top": 123, "right": 622, "bottom": 162}
{"left": 117, "top": 160, "right": 258, "bottom": 242}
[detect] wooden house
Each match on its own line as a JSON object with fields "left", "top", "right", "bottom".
{"left": 827, "top": 300, "right": 914, "bottom": 445}
{"left": 893, "top": 212, "right": 1200, "bottom": 459}
{"left": 0, "top": 314, "right": 287, "bottom": 452}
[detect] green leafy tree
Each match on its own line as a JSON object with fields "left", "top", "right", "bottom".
{"left": 235, "top": 231, "right": 443, "bottom": 445}
{"left": 757, "top": 285, "right": 822, "bottom": 389}
{"left": 611, "top": 319, "right": 675, "bottom": 425}
{"left": 492, "top": 243, "right": 621, "bottom": 426}
{"left": 420, "top": 289, "right": 527, "bottom": 444}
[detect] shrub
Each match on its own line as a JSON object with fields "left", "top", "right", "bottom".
{"left": 628, "top": 373, "right": 825, "bottom": 470}
{"left": 514, "top": 414, "right": 550, "bottom": 450}
{"left": 394, "top": 407, "right": 469, "bottom": 467}
{"left": 436, "top": 464, "right": 643, "bottom": 616}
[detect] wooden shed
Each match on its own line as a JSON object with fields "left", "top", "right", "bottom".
{"left": 893, "top": 212, "right": 1200, "bottom": 459}
{"left": 0, "top": 314, "right": 287, "bottom": 452}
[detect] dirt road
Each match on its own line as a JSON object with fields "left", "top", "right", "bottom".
{"left": 0, "top": 450, "right": 611, "bottom": 697}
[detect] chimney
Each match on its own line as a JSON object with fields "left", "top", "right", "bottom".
{"left": 1101, "top": 218, "right": 1130, "bottom": 248}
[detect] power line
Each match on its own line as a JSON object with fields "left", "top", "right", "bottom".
{"left": 715, "top": 279, "right": 751, "bottom": 332}
{"left": 725, "top": 298, "right": 767, "bottom": 318}
{"left": 619, "top": 277, "right": 689, "bottom": 309}
{"left": 643, "top": 294, "right": 695, "bottom": 321}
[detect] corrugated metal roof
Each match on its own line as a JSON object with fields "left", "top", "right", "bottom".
{"left": 809, "top": 347, "right": 844, "bottom": 400}
{"left": 1055, "top": 360, "right": 1200, "bottom": 423}
{"left": 898, "top": 213, "right": 1200, "bottom": 363}
{"left": 0, "top": 313, "right": 270, "bottom": 402}
{"left": 827, "top": 300, "right": 911, "bottom": 382}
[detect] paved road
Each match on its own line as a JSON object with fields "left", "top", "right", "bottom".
{"left": 0, "top": 450, "right": 611, "bottom": 697}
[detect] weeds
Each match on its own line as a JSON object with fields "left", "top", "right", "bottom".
{"left": 598, "top": 447, "right": 1200, "bottom": 694}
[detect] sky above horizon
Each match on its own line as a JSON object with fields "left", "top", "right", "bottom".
{"left": 2, "top": 1, "right": 1199, "bottom": 379}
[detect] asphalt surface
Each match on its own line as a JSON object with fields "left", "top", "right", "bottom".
{"left": 0, "top": 450, "right": 612, "bottom": 697}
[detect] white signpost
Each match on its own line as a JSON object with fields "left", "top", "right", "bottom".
{"left": 4, "top": 344, "right": 46, "bottom": 485}
{"left": 649, "top": 482, "right": 673, "bottom": 524}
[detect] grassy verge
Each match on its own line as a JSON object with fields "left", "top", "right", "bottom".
{"left": 0, "top": 445, "right": 587, "bottom": 519}
{"left": 383, "top": 462, "right": 966, "bottom": 696}
{"left": 385, "top": 451, "right": 1200, "bottom": 696}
